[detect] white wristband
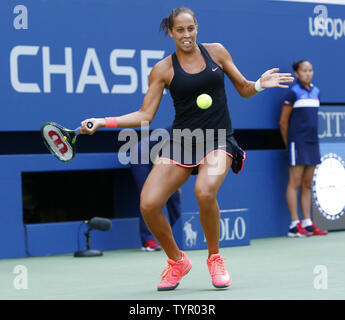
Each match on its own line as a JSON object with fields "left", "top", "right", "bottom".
{"left": 255, "top": 79, "right": 264, "bottom": 92}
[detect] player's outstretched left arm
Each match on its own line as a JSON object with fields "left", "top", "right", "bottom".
{"left": 212, "top": 43, "right": 294, "bottom": 98}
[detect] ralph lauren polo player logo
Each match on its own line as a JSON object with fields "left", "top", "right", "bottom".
{"left": 183, "top": 217, "right": 197, "bottom": 248}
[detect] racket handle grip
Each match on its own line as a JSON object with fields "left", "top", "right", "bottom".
{"left": 75, "top": 122, "right": 93, "bottom": 135}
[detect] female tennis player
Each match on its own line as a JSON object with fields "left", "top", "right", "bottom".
{"left": 81, "top": 7, "right": 294, "bottom": 291}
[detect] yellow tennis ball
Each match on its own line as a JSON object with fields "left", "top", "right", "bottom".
{"left": 63, "top": 136, "right": 67, "bottom": 141}
{"left": 196, "top": 94, "right": 212, "bottom": 109}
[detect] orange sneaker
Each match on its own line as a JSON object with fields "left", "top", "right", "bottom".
{"left": 157, "top": 251, "right": 192, "bottom": 291}
{"left": 207, "top": 253, "right": 232, "bottom": 288}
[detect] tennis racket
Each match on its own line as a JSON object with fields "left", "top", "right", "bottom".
{"left": 40, "top": 121, "right": 93, "bottom": 162}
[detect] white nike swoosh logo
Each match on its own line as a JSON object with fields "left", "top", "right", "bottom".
{"left": 212, "top": 67, "right": 218, "bottom": 72}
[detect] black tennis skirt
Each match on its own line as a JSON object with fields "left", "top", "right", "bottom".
{"left": 159, "top": 132, "right": 245, "bottom": 175}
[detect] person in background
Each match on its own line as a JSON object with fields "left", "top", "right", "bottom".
{"left": 279, "top": 60, "right": 328, "bottom": 238}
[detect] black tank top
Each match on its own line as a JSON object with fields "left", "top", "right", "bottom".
{"left": 169, "top": 44, "right": 233, "bottom": 136}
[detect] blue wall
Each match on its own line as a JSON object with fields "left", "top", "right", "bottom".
{"left": 1, "top": 1, "right": 345, "bottom": 258}
{"left": 1, "top": 0, "right": 345, "bottom": 132}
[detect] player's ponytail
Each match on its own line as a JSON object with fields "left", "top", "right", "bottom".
{"left": 159, "top": 7, "right": 198, "bottom": 37}
{"left": 159, "top": 17, "right": 171, "bottom": 36}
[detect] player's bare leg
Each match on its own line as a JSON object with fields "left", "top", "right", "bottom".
{"left": 194, "top": 151, "right": 232, "bottom": 257}
{"left": 140, "top": 160, "right": 191, "bottom": 261}
{"left": 195, "top": 151, "right": 232, "bottom": 288}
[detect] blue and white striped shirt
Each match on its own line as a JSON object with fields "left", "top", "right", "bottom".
{"left": 283, "top": 80, "right": 320, "bottom": 143}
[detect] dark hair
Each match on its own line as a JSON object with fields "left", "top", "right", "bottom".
{"left": 292, "top": 60, "right": 311, "bottom": 72}
{"left": 159, "top": 7, "right": 198, "bottom": 36}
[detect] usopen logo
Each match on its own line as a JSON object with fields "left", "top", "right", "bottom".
{"left": 309, "top": 5, "right": 345, "bottom": 40}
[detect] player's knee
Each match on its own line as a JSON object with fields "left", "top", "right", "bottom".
{"left": 194, "top": 184, "right": 217, "bottom": 203}
{"left": 140, "top": 199, "right": 154, "bottom": 216}
{"left": 140, "top": 196, "right": 162, "bottom": 216}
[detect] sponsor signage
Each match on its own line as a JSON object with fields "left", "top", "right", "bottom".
{"left": 2, "top": 1, "right": 345, "bottom": 131}
{"left": 318, "top": 106, "right": 345, "bottom": 142}
{"left": 172, "top": 209, "right": 250, "bottom": 250}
